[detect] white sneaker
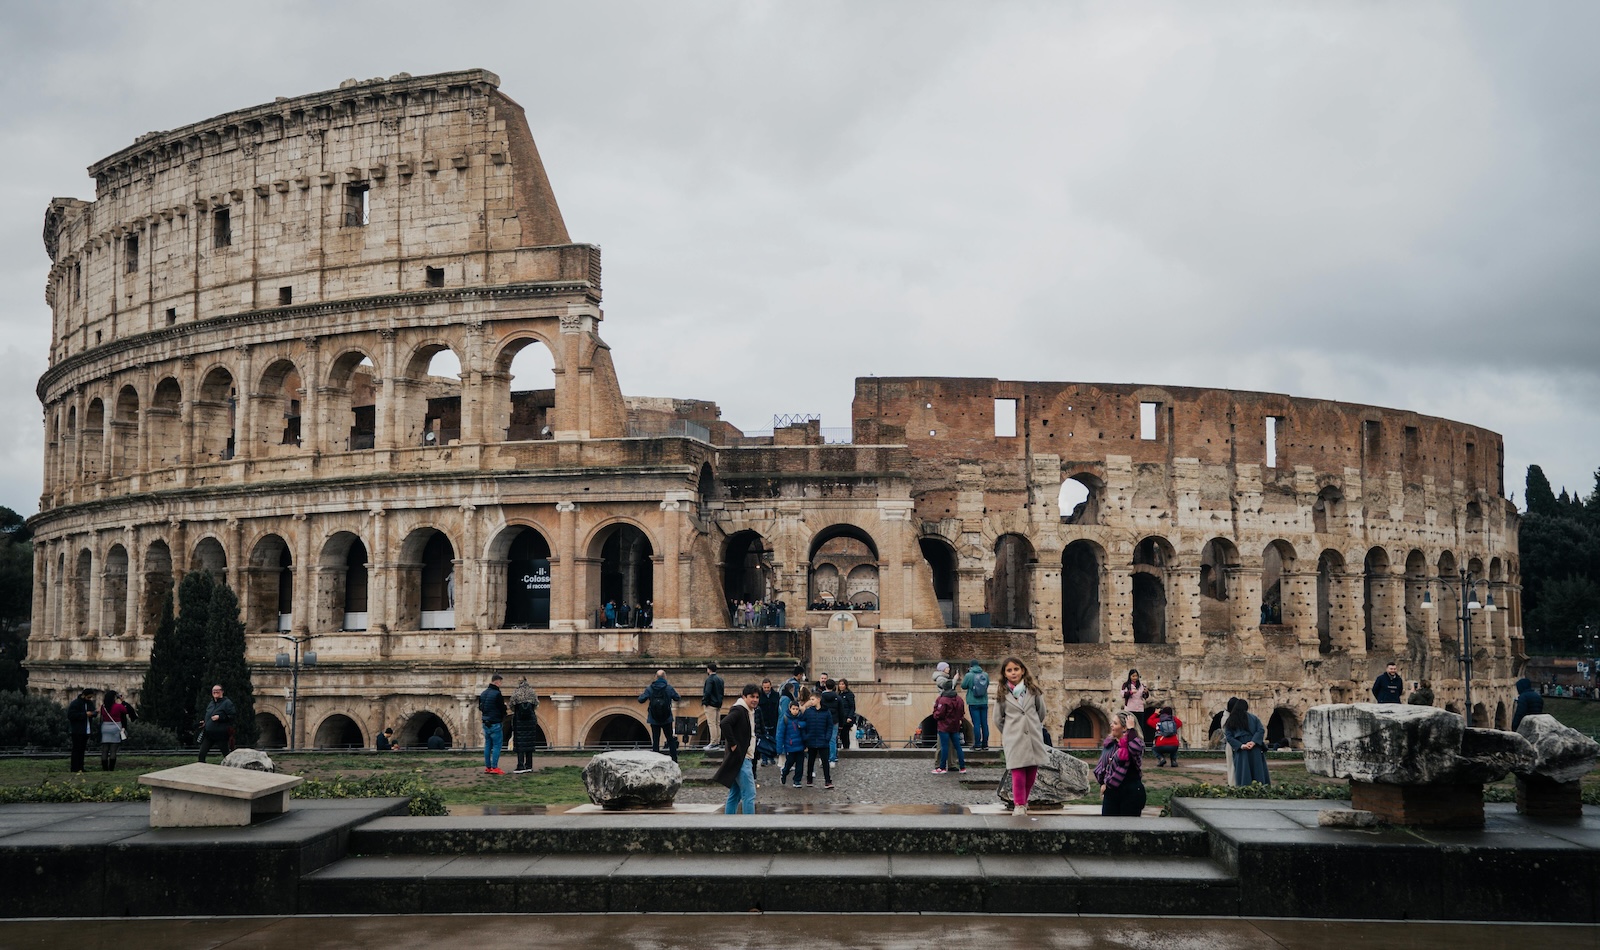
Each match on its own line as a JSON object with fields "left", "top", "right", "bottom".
{"left": 1014, "top": 806, "right": 1028, "bottom": 817}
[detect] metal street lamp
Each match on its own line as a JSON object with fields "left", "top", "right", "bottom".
{"left": 276, "top": 634, "right": 317, "bottom": 750}
{"left": 1420, "top": 569, "right": 1495, "bottom": 723}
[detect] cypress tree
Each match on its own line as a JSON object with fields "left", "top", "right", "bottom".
{"left": 1526, "top": 465, "right": 1558, "bottom": 516}
{"left": 138, "top": 591, "right": 178, "bottom": 731}
{"left": 168, "top": 571, "right": 215, "bottom": 739}
{"left": 202, "top": 581, "right": 257, "bottom": 748}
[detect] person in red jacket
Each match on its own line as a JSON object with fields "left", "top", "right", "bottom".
{"left": 931, "top": 675, "right": 967, "bottom": 774}
{"left": 1147, "top": 705, "right": 1183, "bottom": 767}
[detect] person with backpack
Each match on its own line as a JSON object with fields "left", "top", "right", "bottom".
{"left": 701, "top": 663, "right": 726, "bottom": 750}
{"left": 1146, "top": 705, "right": 1183, "bottom": 767}
{"left": 960, "top": 660, "right": 991, "bottom": 750}
{"left": 931, "top": 675, "right": 967, "bottom": 774}
{"left": 637, "top": 669, "right": 681, "bottom": 759}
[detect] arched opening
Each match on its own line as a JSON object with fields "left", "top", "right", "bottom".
{"left": 1316, "top": 549, "right": 1344, "bottom": 654}
{"left": 592, "top": 524, "right": 653, "bottom": 623}
{"left": 808, "top": 525, "right": 878, "bottom": 611}
{"left": 324, "top": 350, "right": 378, "bottom": 451}
{"left": 503, "top": 526, "right": 553, "bottom": 629}
{"left": 316, "top": 532, "right": 369, "bottom": 632}
{"left": 724, "top": 530, "right": 774, "bottom": 620}
{"left": 402, "top": 530, "right": 457, "bottom": 630}
{"left": 403, "top": 346, "right": 462, "bottom": 447}
{"left": 255, "top": 713, "right": 287, "bottom": 749}
{"left": 914, "top": 715, "right": 939, "bottom": 748}
{"left": 81, "top": 398, "right": 105, "bottom": 480}
{"left": 191, "top": 537, "right": 228, "bottom": 579}
{"left": 63, "top": 406, "right": 77, "bottom": 488}
{"left": 1132, "top": 537, "right": 1173, "bottom": 644}
{"left": 103, "top": 544, "right": 129, "bottom": 637}
{"left": 148, "top": 377, "right": 183, "bottom": 469}
{"left": 1058, "top": 473, "right": 1102, "bottom": 526}
{"left": 1465, "top": 501, "right": 1484, "bottom": 534}
{"left": 1471, "top": 702, "right": 1489, "bottom": 728}
{"left": 1061, "top": 540, "right": 1103, "bottom": 644}
{"left": 918, "top": 536, "right": 958, "bottom": 626}
{"left": 1313, "top": 486, "right": 1344, "bottom": 535}
{"left": 313, "top": 714, "right": 365, "bottom": 749}
{"left": 141, "top": 540, "right": 173, "bottom": 635}
{"left": 195, "top": 367, "right": 238, "bottom": 461}
{"left": 499, "top": 338, "right": 556, "bottom": 441}
{"left": 1494, "top": 701, "right": 1507, "bottom": 730}
{"left": 1436, "top": 551, "right": 1459, "bottom": 652}
{"left": 845, "top": 565, "right": 880, "bottom": 608}
{"left": 1266, "top": 708, "right": 1300, "bottom": 750}
{"left": 1403, "top": 549, "right": 1430, "bottom": 676}
{"left": 1062, "top": 705, "right": 1109, "bottom": 749}
{"left": 1363, "top": 547, "right": 1391, "bottom": 652}
{"left": 246, "top": 534, "right": 293, "bottom": 634}
{"left": 110, "top": 385, "right": 139, "bottom": 477}
{"left": 72, "top": 549, "right": 92, "bottom": 635}
{"left": 1199, "top": 538, "right": 1239, "bottom": 635}
{"left": 585, "top": 714, "right": 650, "bottom": 749}
{"left": 255, "top": 359, "right": 304, "bottom": 452}
{"left": 991, "top": 533, "right": 1035, "bottom": 628}
{"left": 399, "top": 711, "right": 453, "bottom": 749}
{"left": 1260, "top": 540, "right": 1295, "bottom": 626}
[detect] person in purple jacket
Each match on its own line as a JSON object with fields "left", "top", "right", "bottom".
{"left": 1095, "top": 710, "right": 1146, "bottom": 817}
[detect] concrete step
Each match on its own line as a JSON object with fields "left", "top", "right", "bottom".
{"left": 347, "top": 814, "right": 1212, "bottom": 858}
{"left": 301, "top": 851, "right": 1237, "bottom": 915}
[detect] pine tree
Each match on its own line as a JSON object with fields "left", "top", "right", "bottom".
{"left": 1526, "top": 465, "right": 1558, "bottom": 516}
{"left": 159, "top": 571, "right": 215, "bottom": 739}
{"left": 201, "top": 581, "right": 257, "bottom": 748}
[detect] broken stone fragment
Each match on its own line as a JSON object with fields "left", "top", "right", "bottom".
{"left": 1455, "top": 728, "right": 1536, "bottom": 784}
{"left": 1304, "top": 704, "right": 1531, "bottom": 785}
{"left": 581, "top": 750, "right": 682, "bottom": 810}
{"left": 1515, "top": 714, "right": 1600, "bottom": 784}
{"left": 1318, "top": 808, "right": 1378, "bottom": 828}
{"left": 998, "top": 746, "right": 1092, "bottom": 806}
{"left": 220, "top": 748, "right": 275, "bottom": 772}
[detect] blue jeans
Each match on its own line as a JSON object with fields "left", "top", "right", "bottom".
{"left": 724, "top": 758, "right": 756, "bottom": 814}
{"left": 971, "top": 704, "right": 990, "bottom": 748}
{"left": 828, "top": 719, "right": 839, "bottom": 762}
{"left": 937, "top": 731, "right": 965, "bottom": 770}
{"left": 482, "top": 721, "right": 503, "bottom": 769}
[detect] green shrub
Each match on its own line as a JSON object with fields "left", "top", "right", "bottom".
{"left": 0, "top": 689, "right": 69, "bottom": 751}
{"left": 1159, "top": 781, "right": 1350, "bottom": 814}
{"left": 293, "top": 773, "right": 448, "bottom": 816}
{"left": 0, "top": 778, "right": 150, "bottom": 804}
{"left": 122, "top": 720, "right": 181, "bottom": 751}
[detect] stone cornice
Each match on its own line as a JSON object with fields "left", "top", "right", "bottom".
{"left": 36, "top": 278, "right": 596, "bottom": 401}
{"left": 88, "top": 69, "right": 501, "bottom": 185}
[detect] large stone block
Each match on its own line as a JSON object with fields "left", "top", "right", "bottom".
{"left": 581, "top": 751, "right": 682, "bottom": 810}
{"left": 1457, "top": 728, "right": 1536, "bottom": 784}
{"left": 1515, "top": 714, "right": 1600, "bottom": 784}
{"left": 221, "top": 748, "right": 276, "bottom": 772}
{"left": 997, "top": 747, "right": 1093, "bottom": 807}
{"left": 1304, "top": 704, "right": 1466, "bottom": 783}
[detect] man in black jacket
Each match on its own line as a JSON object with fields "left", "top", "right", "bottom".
{"left": 835, "top": 678, "right": 858, "bottom": 753}
{"left": 818, "top": 676, "right": 841, "bottom": 764}
{"left": 198, "top": 684, "right": 236, "bottom": 763}
{"left": 66, "top": 688, "right": 98, "bottom": 773}
{"left": 701, "top": 663, "right": 725, "bottom": 749}
{"left": 1512, "top": 677, "right": 1544, "bottom": 730}
{"left": 637, "top": 670, "right": 681, "bottom": 758}
{"left": 712, "top": 684, "right": 761, "bottom": 814}
{"left": 755, "top": 678, "right": 780, "bottom": 765}
{"left": 478, "top": 674, "right": 508, "bottom": 774}
{"left": 1371, "top": 662, "right": 1405, "bottom": 704}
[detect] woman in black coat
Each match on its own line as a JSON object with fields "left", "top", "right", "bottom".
{"left": 510, "top": 678, "right": 540, "bottom": 774}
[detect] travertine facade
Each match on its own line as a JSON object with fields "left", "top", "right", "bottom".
{"left": 28, "top": 70, "right": 1522, "bottom": 751}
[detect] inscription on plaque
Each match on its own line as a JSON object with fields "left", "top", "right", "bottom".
{"left": 810, "top": 617, "right": 875, "bottom": 684}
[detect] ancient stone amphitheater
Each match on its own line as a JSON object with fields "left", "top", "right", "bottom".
{"left": 28, "top": 69, "right": 1522, "bottom": 751}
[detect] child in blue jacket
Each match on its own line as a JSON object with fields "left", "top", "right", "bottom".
{"left": 777, "top": 700, "right": 806, "bottom": 787}
{"left": 799, "top": 698, "right": 834, "bottom": 788}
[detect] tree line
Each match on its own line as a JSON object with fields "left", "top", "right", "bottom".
{"left": 1521, "top": 464, "right": 1600, "bottom": 653}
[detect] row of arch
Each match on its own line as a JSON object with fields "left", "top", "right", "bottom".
{"left": 45, "top": 336, "right": 558, "bottom": 488}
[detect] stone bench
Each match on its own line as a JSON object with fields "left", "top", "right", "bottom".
{"left": 138, "top": 762, "right": 304, "bottom": 827}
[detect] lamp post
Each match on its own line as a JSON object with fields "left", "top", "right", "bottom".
{"left": 276, "top": 634, "right": 317, "bottom": 750}
{"left": 1581, "top": 624, "right": 1598, "bottom": 692}
{"left": 1421, "top": 568, "right": 1495, "bottom": 723}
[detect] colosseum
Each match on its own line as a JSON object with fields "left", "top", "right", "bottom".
{"left": 27, "top": 69, "right": 1523, "bottom": 753}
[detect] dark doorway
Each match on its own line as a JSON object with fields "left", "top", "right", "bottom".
{"left": 919, "top": 537, "right": 958, "bottom": 626}
{"left": 504, "top": 527, "right": 552, "bottom": 628}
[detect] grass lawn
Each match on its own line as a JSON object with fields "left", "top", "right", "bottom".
{"left": 1544, "top": 698, "right": 1600, "bottom": 737}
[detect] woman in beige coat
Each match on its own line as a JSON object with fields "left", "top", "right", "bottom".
{"left": 995, "top": 656, "right": 1048, "bottom": 816}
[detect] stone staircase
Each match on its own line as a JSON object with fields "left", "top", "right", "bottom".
{"left": 300, "top": 813, "right": 1238, "bottom": 914}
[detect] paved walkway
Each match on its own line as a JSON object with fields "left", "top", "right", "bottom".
{"left": 0, "top": 914, "right": 1590, "bottom": 949}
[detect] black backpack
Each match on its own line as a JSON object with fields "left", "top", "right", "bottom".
{"left": 648, "top": 689, "right": 673, "bottom": 722}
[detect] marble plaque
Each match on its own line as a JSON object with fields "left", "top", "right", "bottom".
{"left": 811, "top": 621, "right": 875, "bottom": 684}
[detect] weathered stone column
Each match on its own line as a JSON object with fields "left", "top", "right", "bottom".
{"left": 366, "top": 509, "right": 390, "bottom": 639}
{"left": 293, "top": 513, "right": 312, "bottom": 636}
{"left": 1231, "top": 566, "right": 1265, "bottom": 652}
{"left": 1171, "top": 566, "right": 1203, "bottom": 655}
{"left": 457, "top": 504, "right": 478, "bottom": 632}
{"left": 656, "top": 493, "right": 689, "bottom": 631}
{"left": 376, "top": 328, "right": 398, "bottom": 451}
{"left": 554, "top": 501, "right": 578, "bottom": 630}
{"left": 1105, "top": 565, "right": 1133, "bottom": 643}
{"left": 551, "top": 694, "right": 575, "bottom": 747}
{"left": 1371, "top": 573, "right": 1405, "bottom": 659}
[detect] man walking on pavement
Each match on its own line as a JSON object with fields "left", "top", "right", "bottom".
{"left": 638, "top": 669, "right": 682, "bottom": 758}
{"left": 478, "top": 674, "right": 508, "bottom": 774}
{"left": 701, "top": 663, "right": 725, "bottom": 749}
{"left": 756, "top": 678, "right": 780, "bottom": 765}
{"left": 198, "top": 684, "right": 236, "bottom": 763}
{"left": 713, "top": 683, "right": 762, "bottom": 814}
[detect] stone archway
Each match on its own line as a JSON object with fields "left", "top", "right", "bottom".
{"left": 313, "top": 713, "right": 365, "bottom": 749}
{"left": 584, "top": 713, "right": 649, "bottom": 748}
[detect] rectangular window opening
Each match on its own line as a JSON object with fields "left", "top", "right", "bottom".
{"left": 213, "top": 208, "right": 231, "bottom": 248}
{"left": 278, "top": 286, "right": 293, "bottom": 306}
{"left": 165, "top": 308, "right": 177, "bottom": 325}
{"left": 345, "top": 183, "right": 370, "bottom": 227}
{"left": 73, "top": 263, "right": 81, "bottom": 300}
{"left": 124, "top": 235, "right": 138, "bottom": 273}
{"left": 425, "top": 266, "right": 444, "bottom": 288}
{"left": 1265, "top": 416, "right": 1279, "bottom": 468}
{"left": 1140, "top": 402, "right": 1158, "bottom": 441}
{"left": 1363, "top": 420, "right": 1382, "bottom": 460}
{"left": 994, "top": 398, "right": 1017, "bottom": 438}
{"left": 1404, "top": 425, "right": 1419, "bottom": 463}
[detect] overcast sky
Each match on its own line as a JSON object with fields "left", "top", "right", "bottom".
{"left": 2, "top": 1, "right": 1597, "bottom": 519}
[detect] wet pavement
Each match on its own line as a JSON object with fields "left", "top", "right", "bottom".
{"left": 0, "top": 914, "right": 1592, "bottom": 949}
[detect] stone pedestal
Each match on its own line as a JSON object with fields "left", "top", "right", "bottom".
{"left": 1515, "top": 775, "right": 1583, "bottom": 819}
{"left": 1349, "top": 780, "right": 1484, "bottom": 829}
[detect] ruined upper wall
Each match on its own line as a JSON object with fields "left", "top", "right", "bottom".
{"left": 41, "top": 69, "right": 582, "bottom": 366}
{"left": 854, "top": 377, "right": 1507, "bottom": 500}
